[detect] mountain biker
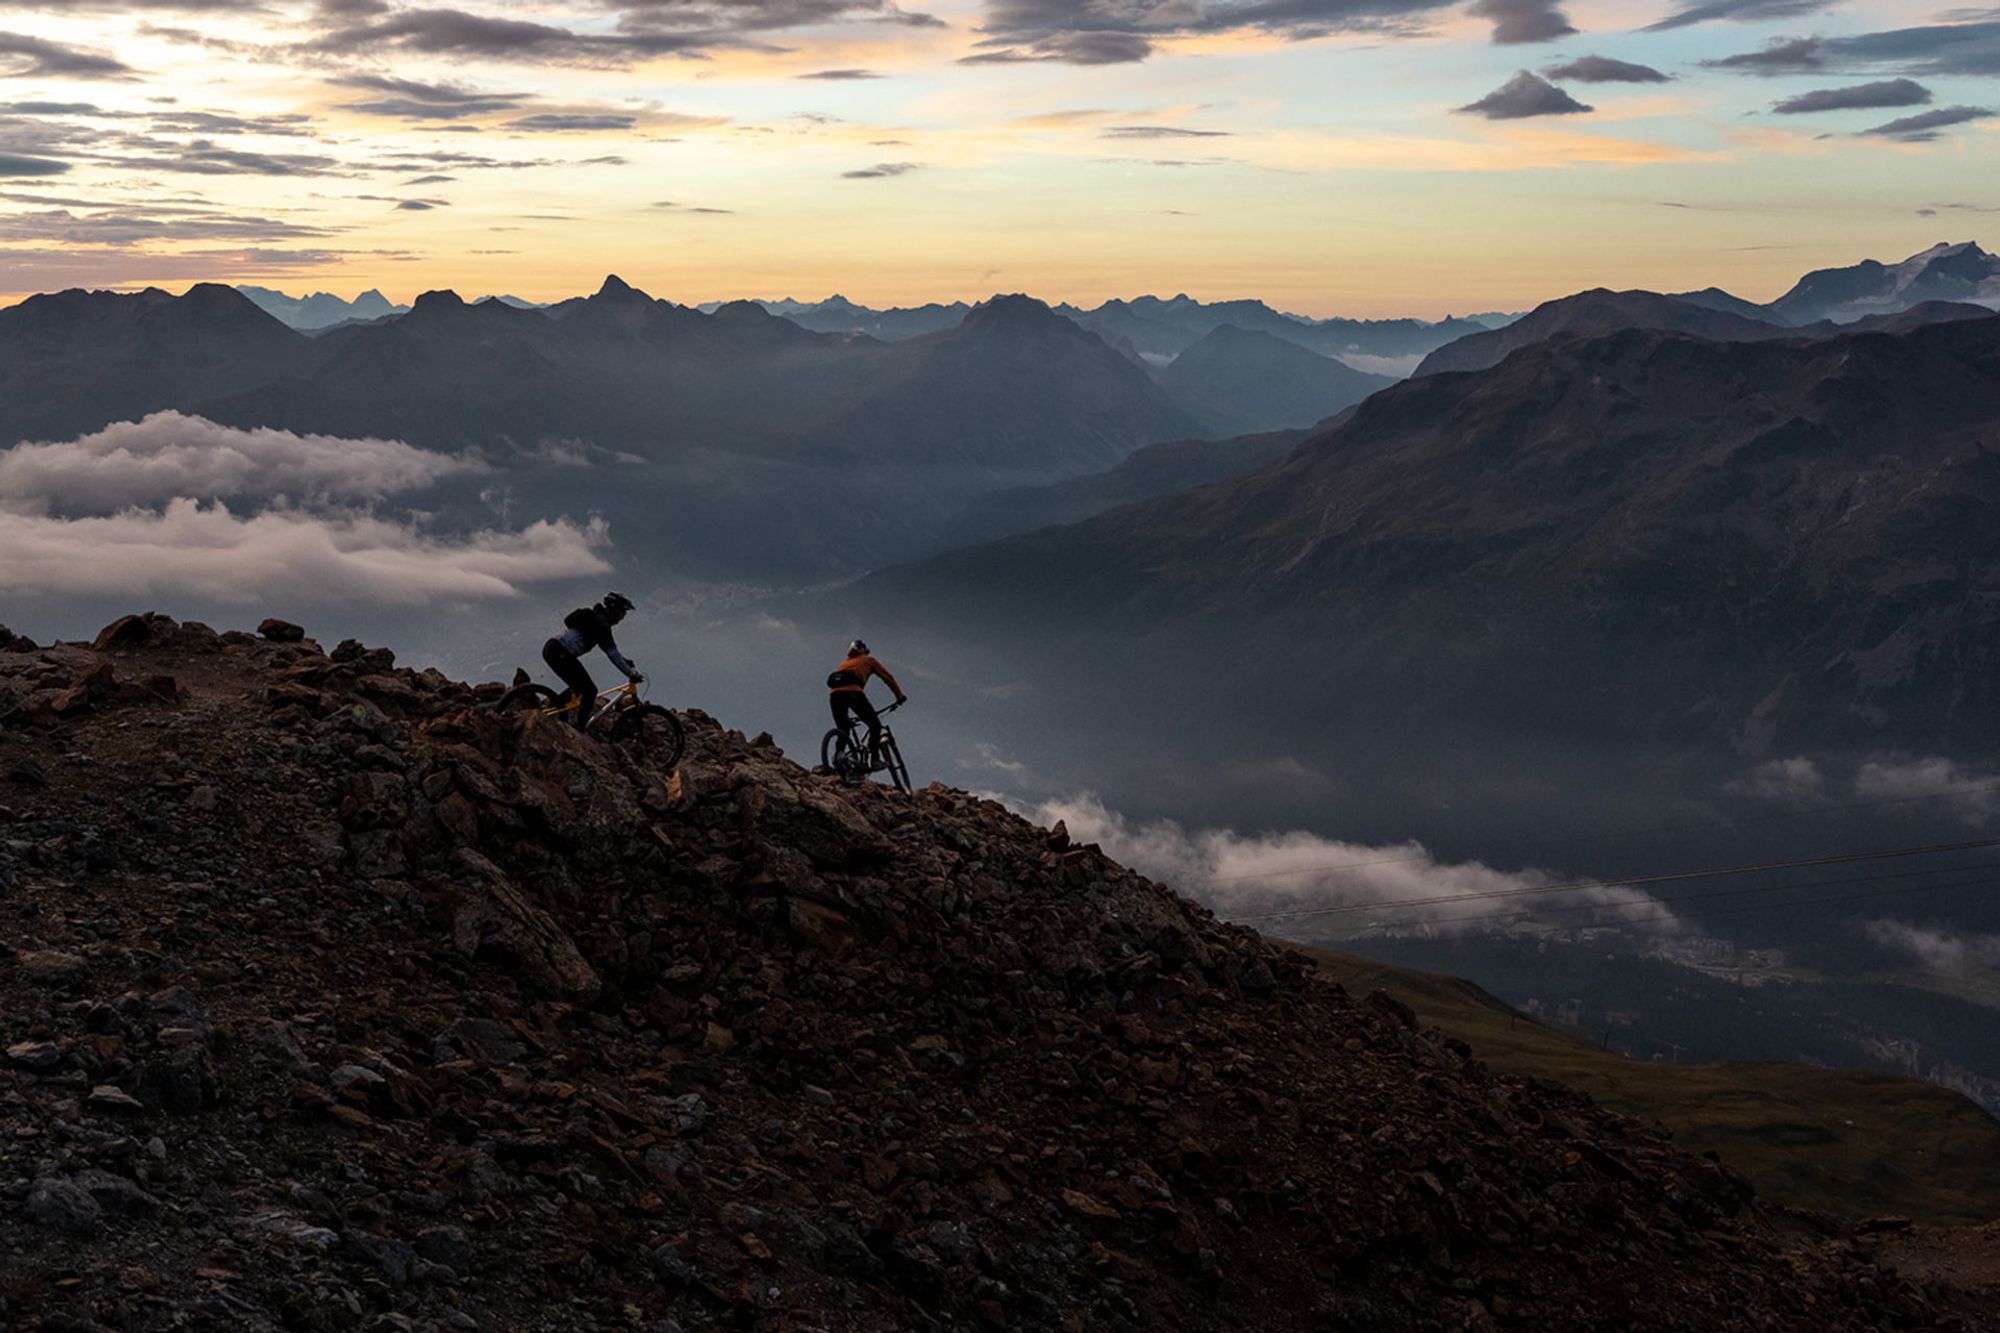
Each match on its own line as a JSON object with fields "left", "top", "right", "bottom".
{"left": 827, "top": 639, "right": 905, "bottom": 764}
{"left": 543, "top": 592, "right": 643, "bottom": 729}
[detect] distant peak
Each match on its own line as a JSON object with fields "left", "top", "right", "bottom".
{"left": 962, "top": 293, "right": 1060, "bottom": 333}
{"left": 710, "top": 299, "right": 774, "bottom": 320}
{"left": 593, "top": 274, "right": 655, "bottom": 304}
{"left": 411, "top": 289, "right": 467, "bottom": 311}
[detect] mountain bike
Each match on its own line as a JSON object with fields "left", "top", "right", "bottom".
{"left": 821, "top": 700, "right": 910, "bottom": 792}
{"left": 494, "top": 678, "right": 685, "bottom": 768}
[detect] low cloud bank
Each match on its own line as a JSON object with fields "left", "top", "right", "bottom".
{"left": 1865, "top": 919, "right": 2000, "bottom": 976}
{"left": 0, "top": 411, "right": 483, "bottom": 512}
{"left": 0, "top": 412, "right": 609, "bottom": 602}
{"left": 1015, "top": 792, "right": 1675, "bottom": 936}
{"left": 0, "top": 501, "right": 609, "bottom": 604}
{"left": 1855, "top": 757, "right": 2000, "bottom": 825}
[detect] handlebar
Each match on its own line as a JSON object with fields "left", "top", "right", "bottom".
{"left": 883, "top": 700, "right": 906, "bottom": 714}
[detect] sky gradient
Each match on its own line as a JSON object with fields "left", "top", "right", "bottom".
{"left": 0, "top": 0, "right": 1994, "bottom": 316}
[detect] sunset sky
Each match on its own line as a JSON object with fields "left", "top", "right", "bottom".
{"left": 0, "top": 0, "right": 1994, "bottom": 316}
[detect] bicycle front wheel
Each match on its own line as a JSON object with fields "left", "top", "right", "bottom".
{"left": 496, "top": 683, "right": 560, "bottom": 714}
{"left": 612, "top": 703, "right": 685, "bottom": 768}
{"left": 879, "top": 731, "right": 911, "bottom": 793}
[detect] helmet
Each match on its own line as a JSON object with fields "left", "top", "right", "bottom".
{"left": 602, "top": 591, "right": 634, "bottom": 615}
{"left": 847, "top": 639, "right": 869, "bottom": 657}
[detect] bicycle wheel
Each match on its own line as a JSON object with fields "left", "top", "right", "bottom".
{"left": 879, "top": 731, "right": 911, "bottom": 793}
{"left": 496, "top": 683, "right": 560, "bottom": 714}
{"left": 611, "top": 703, "right": 685, "bottom": 768}
{"left": 823, "top": 728, "right": 866, "bottom": 785}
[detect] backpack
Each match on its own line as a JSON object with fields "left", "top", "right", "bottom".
{"left": 827, "top": 668, "right": 862, "bottom": 690}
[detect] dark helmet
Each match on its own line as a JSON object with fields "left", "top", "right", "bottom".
{"left": 847, "top": 639, "right": 869, "bottom": 657}
{"left": 602, "top": 591, "right": 635, "bottom": 616}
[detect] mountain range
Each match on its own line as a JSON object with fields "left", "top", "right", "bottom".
{"left": 860, "top": 306, "right": 2000, "bottom": 759}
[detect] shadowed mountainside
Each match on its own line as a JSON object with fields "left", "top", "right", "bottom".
{"left": 0, "top": 613, "right": 1980, "bottom": 1330}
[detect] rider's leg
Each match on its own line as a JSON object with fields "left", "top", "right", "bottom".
{"left": 543, "top": 641, "right": 597, "bottom": 730}
{"left": 852, "top": 694, "right": 883, "bottom": 764}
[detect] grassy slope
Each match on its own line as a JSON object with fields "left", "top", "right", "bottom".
{"left": 1299, "top": 945, "right": 2000, "bottom": 1226}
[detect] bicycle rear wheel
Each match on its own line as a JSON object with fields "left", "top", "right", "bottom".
{"left": 612, "top": 703, "right": 685, "bottom": 768}
{"left": 879, "top": 731, "right": 911, "bottom": 793}
{"left": 822, "top": 728, "right": 866, "bottom": 785}
{"left": 496, "top": 683, "right": 560, "bottom": 714}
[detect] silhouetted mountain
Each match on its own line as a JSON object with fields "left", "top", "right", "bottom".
{"left": 1667, "top": 286, "right": 1770, "bottom": 320}
{"left": 1769, "top": 241, "right": 2000, "bottom": 326}
{"left": 0, "top": 280, "right": 1208, "bottom": 578}
{"left": 800, "top": 294, "right": 1205, "bottom": 474}
{"left": 0, "top": 284, "right": 314, "bottom": 441}
{"left": 1158, "top": 325, "right": 1395, "bottom": 435}
{"left": 869, "top": 312, "right": 2000, "bottom": 753}
{"left": 1414, "top": 289, "right": 1797, "bottom": 376}
{"left": 1062, "top": 294, "right": 1491, "bottom": 365}
{"left": 731, "top": 294, "right": 972, "bottom": 340}
{"left": 238, "top": 285, "right": 411, "bottom": 330}
{"left": 945, "top": 425, "right": 1312, "bottom": 546}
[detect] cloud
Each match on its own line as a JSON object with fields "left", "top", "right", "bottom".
{"left": 960, "top": 30, "right": 1155, "bottom": 64}
{"left": 1543, "top": 54, "right": 1671, "bottom": 83}
{"left": 1703, "top": 36, "right": 1824, "bottom": 73}
{"left": 1725, "top": 756, "right": 1826, "bottom": 803}
{"left": 0, "top": 412, "right": 482, "bottom": 513}
{"left": 0, "top": 206, "right": 332, "bottom": 244}
{"left": 1772, "top": 78, "right": 1931, "bottom": 114}
{"left": 1099, "top": 125, "right": 1231, "bottom": 139}
{"left": 0, "top": 502, "right": 609, "bottom": 604}
{"left": 1645, "top": 0, "right": 1838, "bottom": 31}
{"left": 1708, "top": 24, "right": 2000, "bottom": 78}
{"left": 1860, "top": 104, "right": 1992, "bottom": 141}
{"left": 1015, "top": 791, "right": 1675, "bottom": 935}
{"left": 963, "top": 0, "right": 1483, "bottom": 66}
{"left": 0, "top": 151, "right": 64, "bottom": 175}
{"left": 94, "top": 140, "right": 345, "bottom": 176}
{"left": 1864, "top": 919, "right": 2000, "bottom": 976}
{"left": 502, "top": 113, "right": 637, "bottom": 132}
{"left": 797, "top": 67, "right": 881, "bottom": 79}
{"left": 0, "top": 30, "right": 134, "bottom": 78}
{"left": 1823, "top": 20, "right": 2000, "bottom": 78}
{"left": 841, "top": 160, "right": 923, "bottom": 177}
{"left": 1468, "top": 0, "right": 1576, "bottom": 45}
{"left": 1853, "top": 757, "right": 2000, "bottom": 824}
{"left": 395, "top": 198, "right": 444, "bottom": 208}
{"left": 1456, "top": 70, "right": 1593, "bottom": 119}
{"left": 331, "top": 73, "right": 527, "bottom": 120}
{"left": 309, "top": 0, "right": 941, "bottom": 65}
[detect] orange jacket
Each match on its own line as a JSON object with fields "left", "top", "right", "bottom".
{"left": 829, "top": 653, "right": 903, "bottom": 698}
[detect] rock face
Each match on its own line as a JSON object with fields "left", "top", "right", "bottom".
{"left": 0, "top": 614, "right": 1970, "bottom": 1330}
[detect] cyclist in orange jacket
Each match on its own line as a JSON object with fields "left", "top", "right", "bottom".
{"left": 827, "top": 639, "right": 906, "bottom": 764}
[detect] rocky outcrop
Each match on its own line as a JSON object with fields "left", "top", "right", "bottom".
{"left": 0, "top": 615, "right": 1974, "bottom": 1331}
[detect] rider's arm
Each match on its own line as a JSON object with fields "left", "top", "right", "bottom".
{"left": 871, "top": 659, "right": 906, "bottom": 703}
{"left": 599, "top": 628, "right": 641, "bottom": 681}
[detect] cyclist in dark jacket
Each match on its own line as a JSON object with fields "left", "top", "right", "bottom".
{"left": 543, "top": 592, "right": 642, "bottom": 729}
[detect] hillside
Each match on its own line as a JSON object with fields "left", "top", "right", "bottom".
{"left": 1302, "top": 947, "right": 2000, "bottom": 1226}
{"left": 866, "top": 313, "right": 2000, "bottom": 754}
{"left": 0, "top": 614, "right": 1973, "bottom": 1330}
{"left": 1157, "top": 326, "right": 1394, "bottom": 435}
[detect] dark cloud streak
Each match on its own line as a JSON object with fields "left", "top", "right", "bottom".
{"left": 1456, "top": 69, "right": 1593, "bottom": 119}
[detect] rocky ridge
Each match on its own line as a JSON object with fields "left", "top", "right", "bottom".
{"left": 0, "top": 615, "right": 1979, "bottom": 1331}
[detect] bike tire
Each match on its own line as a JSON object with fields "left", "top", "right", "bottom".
{"left": 880, "top": 732, "right": 911, "bottom": 793}
{"left": 823, "top": 728, "right": 867, "bottom": 786}
{"left": 612, "top": 703, "right": 685, "bottom": 768}
{"left": 496, "top": 683, "right": 560, "bottom": 714}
